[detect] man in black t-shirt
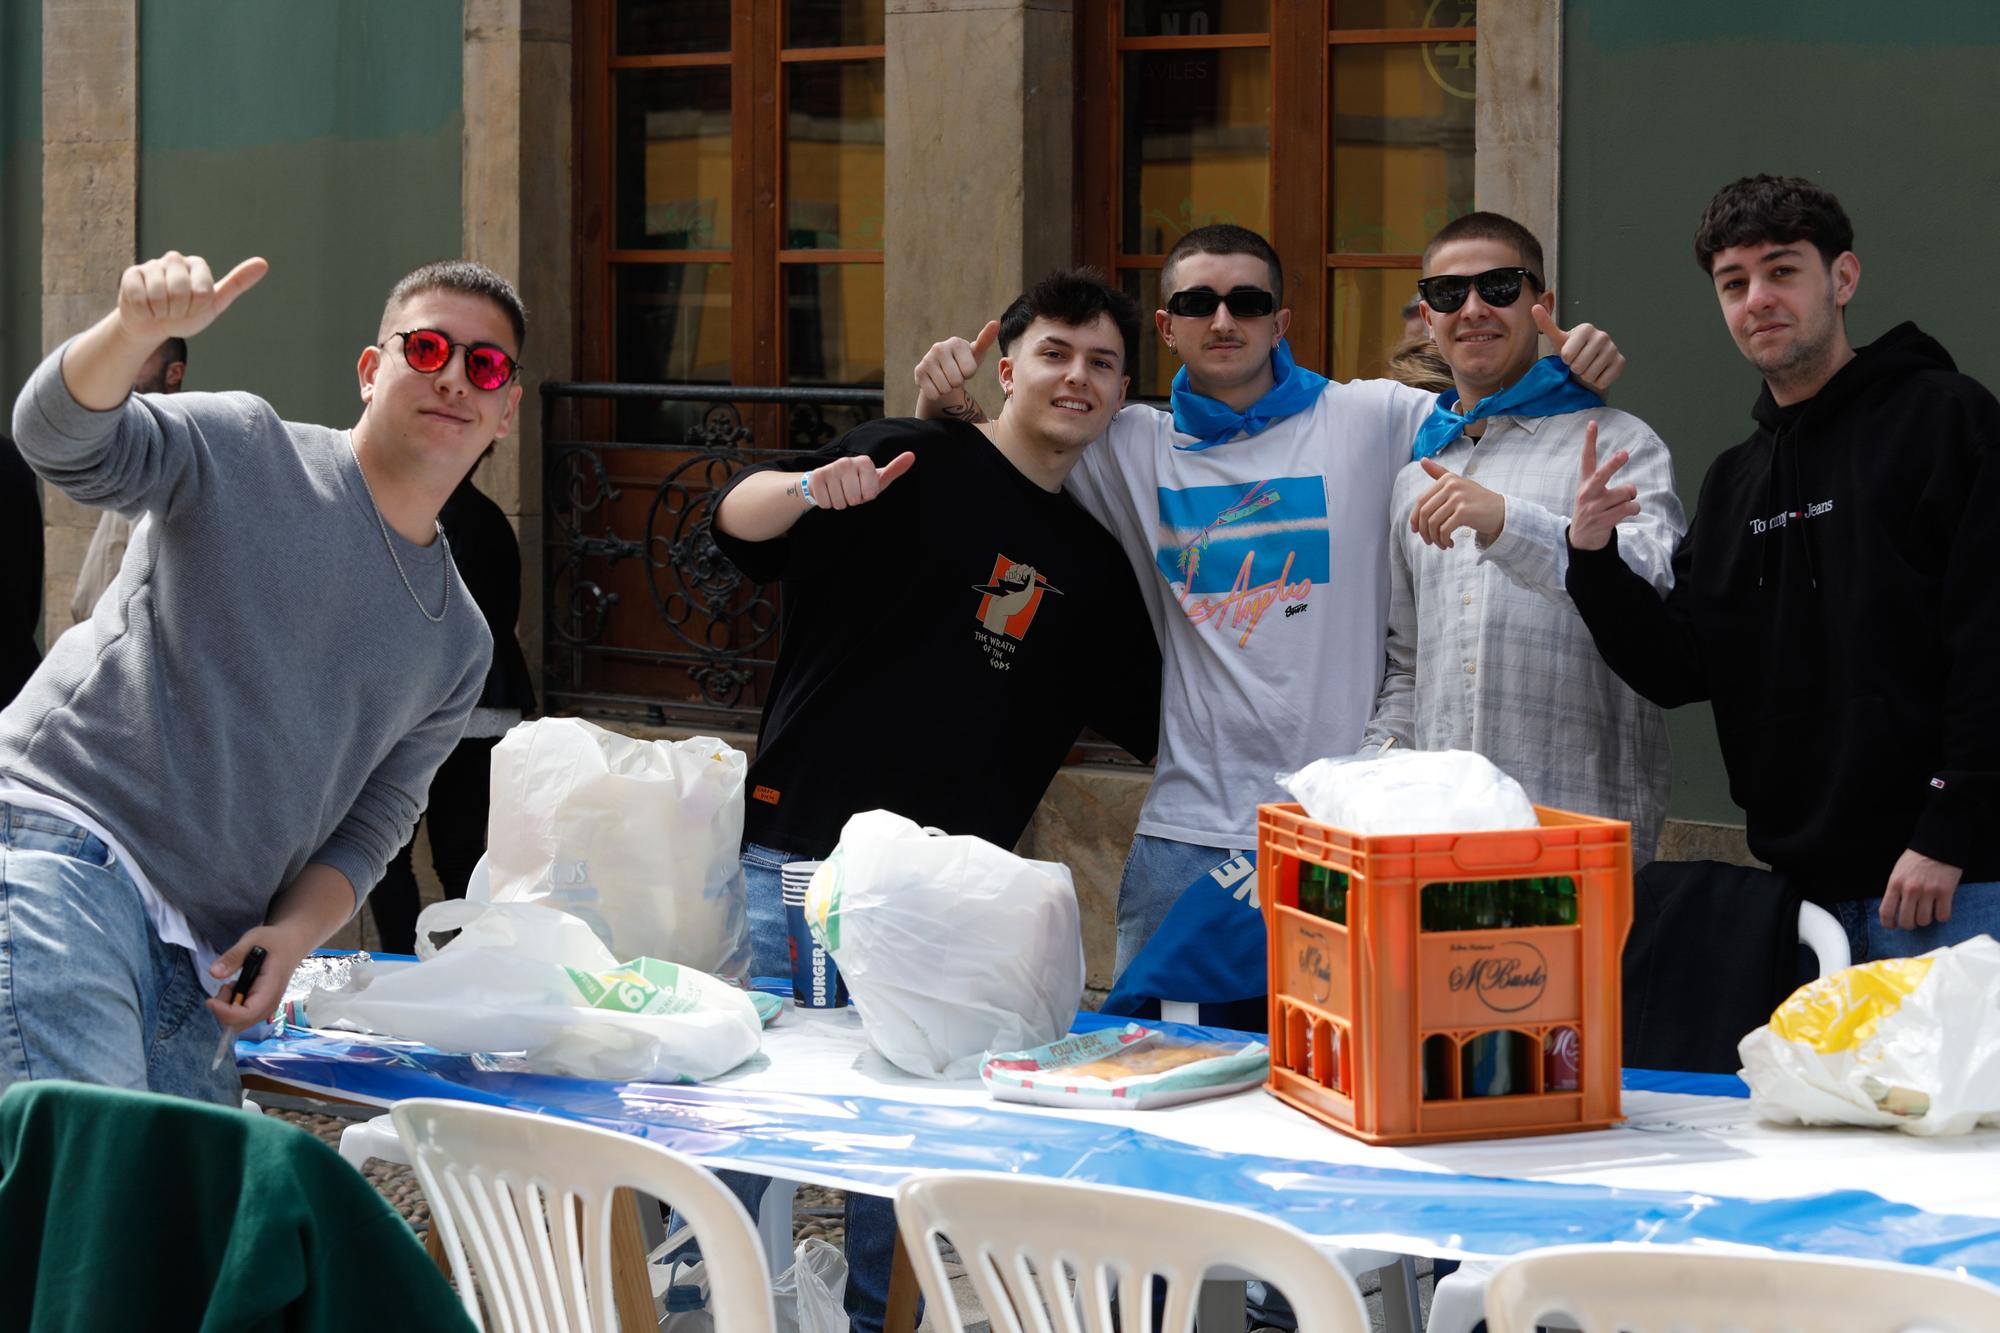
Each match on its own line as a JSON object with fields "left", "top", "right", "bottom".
{"left": 710, "top": 269, "right": 1161, "bottom": 1333}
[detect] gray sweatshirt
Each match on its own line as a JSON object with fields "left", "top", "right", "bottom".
{"left": 4, "top": 345, "right": 491, "bottom": 951}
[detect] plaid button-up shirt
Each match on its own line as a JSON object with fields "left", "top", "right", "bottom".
{"left": 1362, "top": 406, "right": 1685, "bottom": 860}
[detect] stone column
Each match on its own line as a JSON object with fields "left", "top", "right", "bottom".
{"left": 39, "top": 0, "right": 137, "bottom": 645}
{"left": 882, "top": 0, "right": 1075, "bottom": 418}
{"left": 1474, "top": 0, "right": 1561, "bottom": 287}
{"left": 462, "top": 0, "right": 574, "bottom": 694}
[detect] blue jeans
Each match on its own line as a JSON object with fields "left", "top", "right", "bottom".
{"left": 1113, "top": 833, "right": 1250, "bottom": 980}
{"left": 741, "top": 842, "right": 807, "bottom": 984}
{"left": 730, "top": 843, "right": 907, "bottom": 1333}
{"left": 1831, "top": 880, "right": 2000, "bottom": 964}
{"left": 0, "top": 803, "right": 241, "bottom": 1106}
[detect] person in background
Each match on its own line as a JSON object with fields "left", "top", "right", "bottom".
{"left": 1362, "top": 212, "right": 1683, "bottom": 861}
{"left": 368, "top": 447, "right": 535, "bottom": 955}
{"left": 1401, "top": 293, "right": 1428, "bottom": 342}
{"left": 1384, "top": 334, "right": 1455, "bottom": 395}
{"left": 1567, "top": 175, "right": 2000, "bottom": 959}
{"left": 0, "top": 432, "right": 39, "bottom": 705}
{"left": 70, "top": 336, "right": 186, "bottom": 622}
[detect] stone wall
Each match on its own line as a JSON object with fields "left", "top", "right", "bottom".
{"left": 38, "top": 0, "right": 136, "bottom": 647}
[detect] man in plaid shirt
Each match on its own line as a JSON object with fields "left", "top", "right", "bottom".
{"left": 1361, "top": 212, "right": 1684, "bottom": 859}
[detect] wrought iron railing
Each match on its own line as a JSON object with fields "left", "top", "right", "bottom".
{"left": 540, "top": 382, "right": 882, "bottom": 730}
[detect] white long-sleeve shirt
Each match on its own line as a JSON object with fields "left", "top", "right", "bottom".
{"left": 1361, "top": 406, "right": 1684, "bottom": 859}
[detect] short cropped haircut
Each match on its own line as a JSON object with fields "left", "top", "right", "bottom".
{"left": 380, "top": 260, "right": 528, "bottom": 350}
{"left": 1423, "top": 212, "right": 1546, "bottom": 287}
{"left": 1693, "top": 175, "right": 1854, "bottom": 273}
{"left": 997, "top": 267, "right": 1143, "bottom": 371}
{"left": 1160, "top": 224, "right": 1284, "bottom": 305}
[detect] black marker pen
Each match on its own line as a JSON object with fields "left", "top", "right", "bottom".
{"left": 210, "top": 945, "right": 269, "bottom": 1072}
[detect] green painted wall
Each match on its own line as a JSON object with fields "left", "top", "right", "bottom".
{"left": 1, "top": 1, "right": 41, "bottom": 408}
{"left": 137, "top": 3, "right": 462, "bottom": 428}
{"left": 1560, "top": 2, "right": 2000, "bottom": 826}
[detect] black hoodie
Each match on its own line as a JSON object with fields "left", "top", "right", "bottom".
{"left": 1567, "top": 323, "right": 2000, "bottom": 901}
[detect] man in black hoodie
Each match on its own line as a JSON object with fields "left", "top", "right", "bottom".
{"left": 1565, "top": 175, "right": 2000, "bottom": 963}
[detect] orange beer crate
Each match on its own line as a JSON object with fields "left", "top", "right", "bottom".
{"left": 1261, "top": 802, "right": 1633, "bottom": 1145}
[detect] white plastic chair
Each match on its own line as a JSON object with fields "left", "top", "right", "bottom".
{"left": 343, "top": 1109, "right": 802, "bottom": 1287}
{"left": 1798, "top": 899, "right": 1851, "bottom": 975}
{"left": 895, "top": 1171, "right": 1372, "bottom": 1333}
{"left": 1483, "top": 1243, "right": 2000, "bottom": 1332}
{"left": 391, "top": 1098, "right": 777, "bottom": 1333}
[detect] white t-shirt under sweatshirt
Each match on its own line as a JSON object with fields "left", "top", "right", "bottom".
{"left": 1066, "top": 380, "right": 1435, "bottom": 848}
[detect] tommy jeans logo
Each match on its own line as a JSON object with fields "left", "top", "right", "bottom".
{"left": 1748, "top": 498, "right": 1834, "bottom": 535}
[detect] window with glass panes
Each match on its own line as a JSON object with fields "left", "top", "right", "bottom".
{"left": 578, "top": 1, "right": 885, "bottom": 411}
{"left": 569, "top": 1, "right": 884, "bottom": 709}
{"left": 1079, "top": 1, "right": 1476, "bottom": 397}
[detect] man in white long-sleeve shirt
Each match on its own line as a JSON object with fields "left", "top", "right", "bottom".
{"left": 1361, "top": 212, "right": 1684, "bottom": 859}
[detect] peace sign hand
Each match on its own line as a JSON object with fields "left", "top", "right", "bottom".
{"left": 1569, "top": 420, "right": 1639, "bottom": 551}
{"left": 1533, "top": 303, "right": 1625, "bottom": 394}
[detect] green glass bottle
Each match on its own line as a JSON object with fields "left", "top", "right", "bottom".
{"left": 1325, "top": 869, "right": 1349, "bottom": 925}
{"left": 1297, "top": 861, "right": 1326, "bottom": 917}
{"left": 1465, "top": 878, "right": 1501, "bottom": 931}
{"left": 1548, "top": 875, "right": 1579, "bottom": 926}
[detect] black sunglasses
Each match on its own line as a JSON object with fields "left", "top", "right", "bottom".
{"left": 384, "top": 328, "right": 520, "bottom": 391}
{"left": 1164, "top": 286, "right": 1277, "bottom": 319}
{"left": 1415, "top": 267, "right": 1542, "bottom": 315}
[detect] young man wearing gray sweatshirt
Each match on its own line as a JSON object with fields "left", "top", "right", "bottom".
{"left": 1, "top": 250, "right": 516, "bottom": 1103}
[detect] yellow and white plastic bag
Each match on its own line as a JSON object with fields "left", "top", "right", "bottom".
{"left": 1738, "top": 935, "right": 2000, "bottom": 1136}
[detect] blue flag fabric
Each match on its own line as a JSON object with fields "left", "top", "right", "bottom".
{"left": 1100, "top": 851, "right": 1267, "bottom": 1029}
{"left": 1169, "top": 340, "right": 1328, "bottom": 450}
{"left": 1411, "top": 354, "right": 1604, "bottom": 461}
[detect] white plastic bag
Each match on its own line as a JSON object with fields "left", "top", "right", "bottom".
{"left": 773, "top": 1237, "right": 848, "bottom": 1333}
{"left": 1739, "top": 935, "right": 2000, "bottom": 1136}
{"left": 310, "top": 901, "right": 762, "bottom": 1082}
{"left": 482, "top": 718, "right": 750, "bottom": 979}
{"left": 1280, "top": 749, "right": 1538, "bottom": 834}
{"left": 804, "top": 810, "right": 1083, "bottom": 1078}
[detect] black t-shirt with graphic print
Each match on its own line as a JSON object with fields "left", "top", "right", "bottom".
{"left": 713, "top": 417, "right": 1162, "bottom": 857}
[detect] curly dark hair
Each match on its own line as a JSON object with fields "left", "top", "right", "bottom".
{"left": 997, "top": 267, "right": 1143, "bottom": 370}
{"left": 1693, "top": 176, "right": 1854, "bottom": 274}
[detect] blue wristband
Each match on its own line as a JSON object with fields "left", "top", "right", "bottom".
{"left": 798, "top": 472, "right": 819, "bottom": 507}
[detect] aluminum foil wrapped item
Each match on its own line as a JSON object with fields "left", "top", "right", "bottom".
{"left": 279, "top": 952, "right": 372, "bottom": 1030}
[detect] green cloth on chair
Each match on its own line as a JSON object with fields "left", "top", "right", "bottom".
{"left": 0, "top": 1080, "right": 476, "bottom": 1333}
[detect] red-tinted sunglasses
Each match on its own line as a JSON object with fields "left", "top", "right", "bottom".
{"left": 385, "top": 328, "right": 520, "bottom": 391}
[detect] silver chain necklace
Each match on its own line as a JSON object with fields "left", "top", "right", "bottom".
{"left": 347, "top": 435, "right": 450, "bottom": 623}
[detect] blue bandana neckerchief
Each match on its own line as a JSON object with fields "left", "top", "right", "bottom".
{"left": 1411, "top": 354, "right": 1604, "bottom": 461}
{"left": 1169, "top": 338, "right": 1329, "bottom": 450}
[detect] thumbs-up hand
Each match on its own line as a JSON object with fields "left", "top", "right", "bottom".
{"left": 1533, "top": 303, "right": 1625, "bottom": 394}
{"left": 118, "top": 251, "right": 268, "bottom": 344}
{"left": 914, "top": 319, "right": 1000, "bottom": 420}
{"left": 1411, "top": 456, "right": 1506, "bottom": 550}
{"left": 805, "top": 450, "right": 917, "bottom": 511}
{"left": 1568, "top": 420, "right": 1638, "bottom": 552}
